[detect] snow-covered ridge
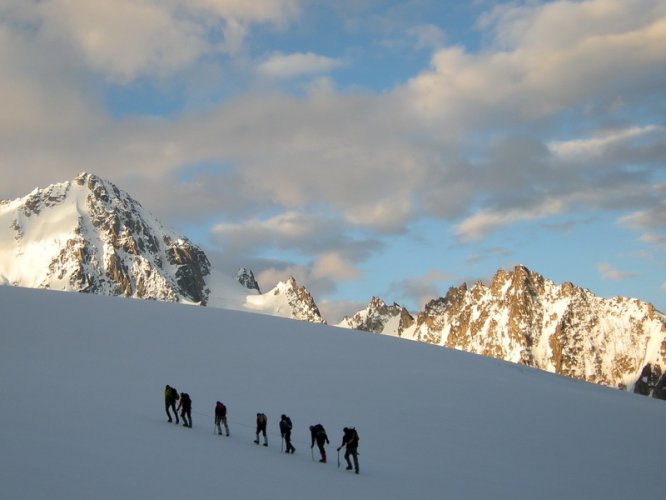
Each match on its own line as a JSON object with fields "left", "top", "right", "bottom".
{"left": 0, "top": 173, "right": 323, "bottom": 323}
{"left": 340, "top": 265, "right": 666, "bottom": 396}
{"left": 0, "top": 172, "right": 210, "bottom": 303}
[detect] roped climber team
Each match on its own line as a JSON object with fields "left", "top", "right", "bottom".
{"left": 162, "top": 385, "right": 359, "bottom": 474}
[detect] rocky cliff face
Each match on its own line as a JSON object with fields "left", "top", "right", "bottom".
{"left": 1, "top": 173, "right": 211, "bottom": 304}
{"left": 341, "top": 265, "right": 666, "bottom": 395}
{"left": 0, "top": 174, "right": 326, "bottom": 324}
{"left": 236, "top": 267, "right": 261, "bottom": 293}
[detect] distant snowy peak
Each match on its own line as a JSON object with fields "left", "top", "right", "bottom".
{"left": 342, "top": 265, "right": 666, "bottom": 396}
{"left": 338, "top": 296, "right": 413, "bottom": 335}
{"left": 0, "top": 172, "right": 211, "bottom": 304}
{"left": 246, "top": 276, "right": 325, "bottom": 323}
{"left": 235, "top": 267, "right": 261, "bottom": 293}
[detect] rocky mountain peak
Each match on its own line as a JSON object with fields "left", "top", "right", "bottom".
{"left": 235, "top": 267, "right": 261, "bottom": 293}
{"left": 1, "top": 172, "right": 211, "bottom": 304}
{"left": 342, "top": 265, "right": 666, "bottom": 398}
{"left": 339, "top": 296, "right": 414, "bottom": 335}
{"left": 269, "top": 276, "right": 325, "bottom": 323}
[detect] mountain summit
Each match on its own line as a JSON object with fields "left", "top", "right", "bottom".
{"left": 340, "top": 265, "right": 666, "bottom": 395}
{"left": 0, "top": 173, "right": 323, "bottom": 322}
{"left": 0, "top": 172, "right": 211, "bottom": 303}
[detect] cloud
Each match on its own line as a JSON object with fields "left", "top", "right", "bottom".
{"left": 406, "top": 24, "right": 446, "bottom": 50}
{"left": 209, "top": 211, "right": 382, "bottom": 291}
{"left": 548, "top": 125, "right": 664, "bottom": 158}
{"left": 454, "top": 198, "right": 565, "bottom": 242}
{"left": 639, "top": 233, "right": 666, "bottom": 245}
{"left": 388, "top": 268, "right": 454, "bottom": 310}
{"left": 620, "top": 194, "right": 666, "bottom": 230}
{"left": 3, "top": 0, "right": 302, "bottom": 83}
{"left": 596, "top": 263, "right": 637, "bottom": 281}
{"left": 402, "top": 0, "right": 666, "bottom": 125}
{"left": 311, "top": 252, "right": 362, "bottom": 281}
{"left": 257, "top": 52, "right": 344, "bottom": 79}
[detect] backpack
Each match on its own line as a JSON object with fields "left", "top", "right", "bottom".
{"left": 166, "top": 386, "right": 178, "bottom": 402}
{"left": 280, "top": 416, "right": 292, "bottom": 432}
{"left": 285, "top": 416, "right": 292, "bottom": 430}
{"left": 347, "top": 428, "right": 359, "bottom": 446}
{"left": 216, "top": 402, "right": 226, "bottom": 417}
{"left": 181, "top": 393, "right": 191, "bottom": 409}
{"left": 257, "top": 413, "right": 266, "bottom": 425}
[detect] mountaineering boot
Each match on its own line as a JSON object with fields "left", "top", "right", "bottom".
{"left": 346, "top": 465, "right": 353, "bottom": 470}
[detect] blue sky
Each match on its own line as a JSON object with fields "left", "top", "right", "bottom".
{"left": 1, "top": 0, "right": 664, "bottom": 321}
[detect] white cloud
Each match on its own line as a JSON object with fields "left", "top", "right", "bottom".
{"left": 312, "top": 252, "right": 361, "bottom": 281}
{"left": 639, "top": 233, "right": 666, "bottom": 245}
{"left": 454, "top": 198, "right": 565, "bottom": 243}
{"left": 620, "top": 190, "right": 666, "bottom": 231}
{"left": 402, "top": 0, "right": 666, "bottom": 125}
{"left": 257, "top": 52, "right": 344, "bottom": 79}
{"left": 548, "top": 125, "right": 663, "bottom": 158}
{"left": 596, "top": 263, "right": 637, "bottom": 281}
{"left": 4, "top": 0, "right": 303, "bottom": 83}
{"left": 388, "top": 268, "right": 454, "bottom": 310}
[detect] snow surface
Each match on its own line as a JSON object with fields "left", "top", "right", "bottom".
{"left": 1, "top": 285, "right": 663, "bottom": 499}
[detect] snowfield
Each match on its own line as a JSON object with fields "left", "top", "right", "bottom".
{"left": 0, "top": 285, "right": 663, "bottom": 499}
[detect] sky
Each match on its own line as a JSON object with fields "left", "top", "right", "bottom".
{"left": 1, "top": 284, "right": 663, "bottom": 499}
{"left": 0, "top": 0, "right": 665, "bottom": 322}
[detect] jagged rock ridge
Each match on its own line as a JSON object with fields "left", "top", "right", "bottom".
{"left": 0, "top": 174, "right": 324, "bottom": 323}
{"left": 1, "top": 173, "right": 211, "bottom": 304}
{"left": 340, "top": 265, "right": 666, "bottom": 395}
{"left": 245, "top": 276, "right": 325, "bottom": 324}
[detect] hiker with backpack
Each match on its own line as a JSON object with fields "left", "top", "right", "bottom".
{"left": 337, "top": 427, "right": 360, "bottom": 474}
{"left": 279, "top": 414, "right": 296, "bottom": 454}
{"left": 254, "top": 413, "right": 268, "bottom": 446}
{"left": 164, "top": 385, "right": 179, "bottom": 424}
{"left": 310, "top": 424, "right": 329, "bottom": 463}
{"left": 178, "top": 392, "right": 192, "bottom": 428}
{"left": 214, "top": 401, "right": 229, "bottom": 436}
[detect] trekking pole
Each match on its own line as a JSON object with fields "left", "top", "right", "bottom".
{"left": 311, "top": 446, "right": 314, "bottom": 462}
{"left": 281, "top": 436, "right": 284, "bottom": 453}
{"left": 337, "top": 448, "right": 340, "bottom": 468}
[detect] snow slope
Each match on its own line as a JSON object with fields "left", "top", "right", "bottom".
{"left": 0, "top": 286, "right": 663, "bottom": 499}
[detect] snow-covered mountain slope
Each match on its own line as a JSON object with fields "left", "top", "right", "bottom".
{"left": 0, "top": 173, "right": 323, "bottom": 322}
{"left": 243, "top": 276, "right": 325, "bottom": 324}
{"left": 0, "top": 285, "right": 662, "bottom": 500}
{"left": 0, "top": 172, "right": 211, "bottom": 302}
{"left": 339, "top": 265, "right": 666, "bottom": 395}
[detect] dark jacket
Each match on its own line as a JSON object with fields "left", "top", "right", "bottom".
{"left": 340, "top": 428, "right": 359, "bottom": 451}
{"left": 279, "top": 416, "right": 292, "bottom": 436}
{"left": 178, "top": 393, "right": 191, "bottom": 411}
{"left": 215, "top": 402, "right": 226, "bottom": 418}
{"left": 310, "top": 424, "right": 329, "bottom": 446}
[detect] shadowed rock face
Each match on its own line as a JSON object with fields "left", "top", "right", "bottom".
{"left": 344, "top": 265, "right": 666, "bottom": 398}
{"left": 11, "top": 172, "right": 212, "bottom": 304}
{"left": 236, "top": 267, "right": 261, "bottom": 293}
